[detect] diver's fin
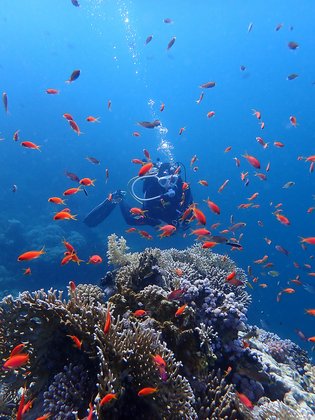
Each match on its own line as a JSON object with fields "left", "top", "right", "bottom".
{"left": 83, "top": 198, "right": 117, "bottom": 227}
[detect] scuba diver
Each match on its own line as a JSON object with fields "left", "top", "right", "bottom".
{"left": 83, "top": 161, "right": 193, "bottom": 229}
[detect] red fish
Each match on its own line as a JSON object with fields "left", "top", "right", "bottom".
{"left": 236, "top": 392, "right": 253, "bottom": 409}
{"left": 133, "top": 309, "right": 147, "bottom": 317}
{"left": 21, "top": 141, "right": 41, "bottom": 151}
{"left": 242, "top": 153, "right": 260, "bottom": 169}
{"left": 63, "top": 113, "right": 74, "bottom": 121}
{"left": 69, "top": 120, "right": 83, "bottom": 135}
{"left": 204, "top": 198, "right": 220, "bottom": 215}
{"left": 86, "top": 116, "right": 100, "bottom": 123}
{"left": 3, "top": 353, "right": 29, "bottom": 369}
{"left": 67, "top": 335, "right": 82, "bottom": 349}
{"left": 87, "top": 255, "right": 103, "bottom": 264}
{"left": 168, "top": 289, "right": 185, "bottom": 300}
{"left": 103, "top": 304, "right": 111, "bottom": 334}
{"left": 46, "top": 88, "right": 59, "bottom": 95}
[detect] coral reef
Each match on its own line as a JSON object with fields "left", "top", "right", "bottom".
{"left": 0, "top": 234, "right": 314, "bottom": 419}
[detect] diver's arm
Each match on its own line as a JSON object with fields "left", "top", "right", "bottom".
{"left": 83, "top": 198, "right": 116, "bottom": 227}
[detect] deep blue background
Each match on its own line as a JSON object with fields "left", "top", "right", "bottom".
{"left": 0, "top": 0, "right": 315, "bottom": 355}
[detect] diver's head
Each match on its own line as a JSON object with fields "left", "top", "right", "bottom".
{"left": 157, "top": 162, "right": 178, "bottom": 190}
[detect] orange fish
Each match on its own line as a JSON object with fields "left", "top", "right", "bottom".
{"left": 138, "top": 162, "right": 153, "bottom": 177}
{"left": 275, "top": 213, "right": 290, "bottom": 225}
{"left": 130, "top": 207, "right": 147, "bottom": 217}
{"left": 159, "top": 224, "right": 176, "bottom": 238}
{"left": 53, "top": 211, "right": 77, "bottom": 221}
{"left": 67, "top": 335, "right": 82, "bottom": 349}
{"left": 79, "top": 177, "right": 96, "bottom": 186}
{"left": 35, "top": 415, "right": 51, "bottom": 420}
{"left": 248, "top": 192, "right": 259, "bottom": 201}
{"left": 198, "top": 180, "right": 208, "bottom": 187}
{"left": 160, "top": 103, "right": 165, "bottom": 112}
{"left": 86, "top": 116, "right": 100, "bottom": 123}
{"left": 224, "top": 146, "right": 232, "bottom": 153}
{"left": 152, "top": 354, "right": 166, "bottom": 368}
{"left": 103, "top": 304, "right": 111, "bottom": 334}
{"left": 48, "top": 197, "right": 66, "bottom": 205}
{"left": 207, "top": 111, "right": 215, "bottom": 118}
{"left": 274, "top": 141, "right": 285, "bottom": 148}
{"left": 138, "top": 387, "right": 158, "bottom": 397}
{"left": 46, "top": 88, "right": 59, "bottom": 94}
{"left": 23, "top": 267, "right": 31, "bottom": 275}
{"left": 237, "top": 392, "right": 253, "bottom": 409}
{"left": 308, "top": 337, "right": 315, "bottom": 343}
{"left": 18, "top": 247, "right": 45, "bottom": 262}
{"left": 242, "top": 153, "right": 260, "bottom": 169}
{"left": 87, "top": 255, "right": 103, "bottom": 264}
{"left": 305, "top": 309, "right": 315, "bottom": 316}
{"left": 175, "top": 303, "right": 188, "bottom": 317}
{"left": 192, "top": 207, "right": 207, "bottom": 225}
{"left": 3, "top": 353, "right": 29, "bottom": 369}
{"left": 132, "top": 131, "right": 141, "bottom": 137}
{"left": 260, "top": 121, "right": 265, "bottom": 129}
{"left": 100, "top": 393, "right": 117, "bottom": 406}
{"left": 252, "top": 109, "right": 261, "bottom": 119}
{"left": 21, "top": 141, "right": 41, "bottom": 151}
{"left": 300, "top": 237, "right": 315, "bottom": 245}
{"left": 63, "top": 186, "right": 82, "bottom": 196}
{"left": 179, "top": 127, "right": 186, "bottom": 135}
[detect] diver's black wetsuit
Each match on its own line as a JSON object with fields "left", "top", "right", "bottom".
{"left": 120, "top": 173, "right": 192, "bottom": 227}
{"left": 83, "top": 162, "right": 193, "bottom": 228}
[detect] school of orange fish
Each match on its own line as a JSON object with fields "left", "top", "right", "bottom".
{"left": 2, "top": 14, "right": 315, "bottom": 416}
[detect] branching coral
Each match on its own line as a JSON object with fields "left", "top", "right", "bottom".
{"left": 1, "top": 236, "right": 314, "bottom": 418}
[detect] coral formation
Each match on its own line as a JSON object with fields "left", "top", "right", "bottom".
{"left": 0, "top": 234, "right": 314, "bottom": 419}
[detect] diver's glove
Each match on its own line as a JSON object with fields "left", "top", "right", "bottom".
{"left": 111, "top": 190, "right": 126, "bottom": 204}
{"left": 163, "top": 188, "right": 175, "bottom": 199}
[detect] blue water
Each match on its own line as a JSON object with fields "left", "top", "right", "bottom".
{"left": 1, "top": 0, "right": 315, "bottom": 355}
